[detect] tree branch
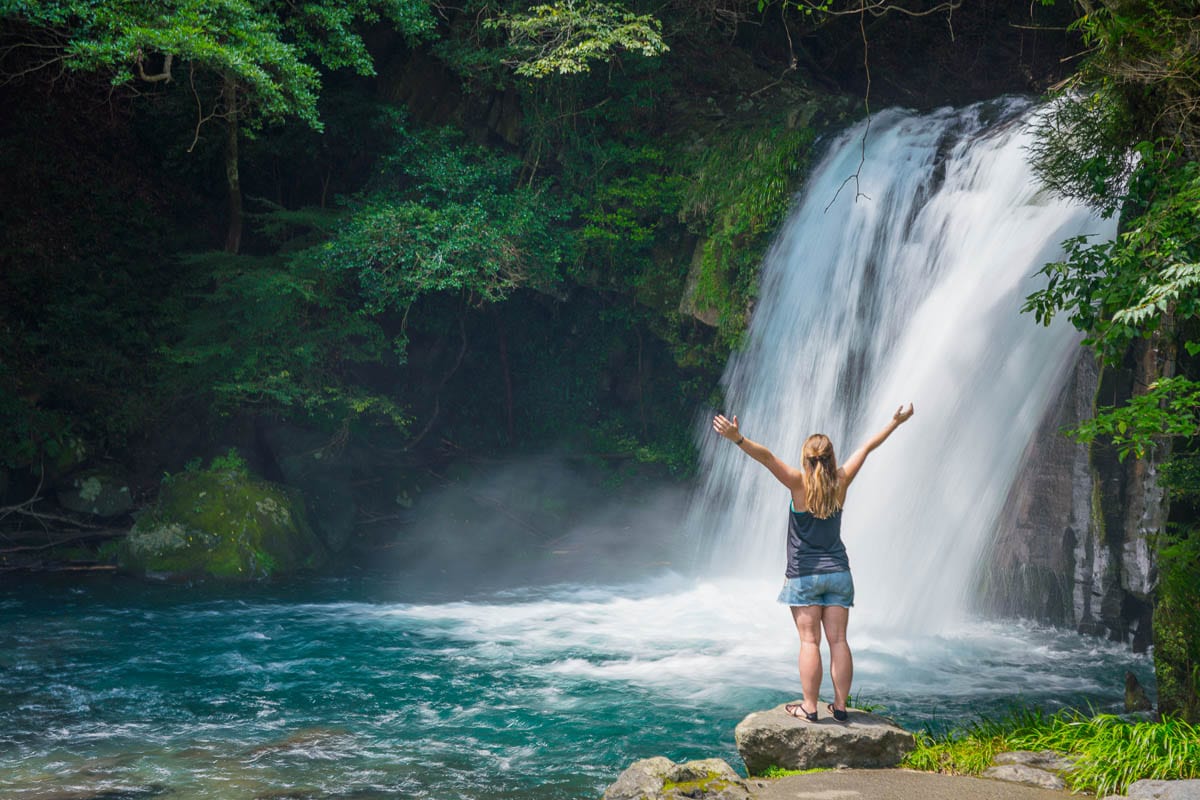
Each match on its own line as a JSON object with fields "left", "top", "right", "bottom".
{"left": 135, "top": 52, "right": 174, "bottom": 83}
{"left": 825, "top": 5, "right": 872, "bottom": 212}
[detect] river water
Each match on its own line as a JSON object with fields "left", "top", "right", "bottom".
{"left": 0, "top": 575, "right": 1152, "bottom": 799}
{"left": 0, "top": 100, "right": 1150, "bottom": 800}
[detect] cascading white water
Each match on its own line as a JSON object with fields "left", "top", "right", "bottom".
{"left": 689, "top": 100, "right": 1118, "bottom": 634}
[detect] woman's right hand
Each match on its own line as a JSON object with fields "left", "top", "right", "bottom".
{"left": 712, "top": 413, "right": 742, "bottom": 442}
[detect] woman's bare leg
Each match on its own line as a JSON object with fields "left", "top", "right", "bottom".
{"left": 790, "top": 605, "right": 823, "bottom": 714}
{"left": 821, "top": 605, "right": 852, "bottom": 710}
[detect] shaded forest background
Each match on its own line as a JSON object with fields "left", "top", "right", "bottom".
{"left": 0, "top": 0, "right": 1078, "bottom": 499}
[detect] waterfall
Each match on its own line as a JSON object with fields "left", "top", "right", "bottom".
{"left": 688, "top": 99, "right": 1118, "bottom": 634}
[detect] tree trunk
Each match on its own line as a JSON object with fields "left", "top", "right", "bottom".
{"left": 223, "top": 75, "right": 243, "bottom": 254}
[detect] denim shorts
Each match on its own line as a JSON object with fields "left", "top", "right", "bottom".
{"left": 777, "top": 570, "right": 855, "bottom": 608}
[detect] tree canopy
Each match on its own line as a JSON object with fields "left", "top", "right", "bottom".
{"left": 0, "top": 0, "right": 435, "bottom": 129}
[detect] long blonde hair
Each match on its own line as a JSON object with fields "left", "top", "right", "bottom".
{"left": 802, "top": 434, "right": 841, "bottom": 519}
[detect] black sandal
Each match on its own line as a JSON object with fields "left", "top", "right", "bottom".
{"left": 785, "top": 703, "right": 818, "bottom": 722}
{"left": 827, "top": 703, "right": 848, "bottom": 722}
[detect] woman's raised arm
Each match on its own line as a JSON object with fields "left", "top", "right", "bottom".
{"left": 839, "top": 403, "right": 914, "bottom": 489}
{"left": 712, "top": 414, "right": 804, "bottom": 490}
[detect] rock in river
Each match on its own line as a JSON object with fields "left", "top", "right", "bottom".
{"left": 119, "top": 467, "right": 325, "bottom": 580}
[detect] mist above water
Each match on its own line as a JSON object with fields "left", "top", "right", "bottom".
{"left": 688, "top": 100, "right": 1119, "bottom": 633}
{"left": 379, "top": 455, "right": 690, "bottom": 597}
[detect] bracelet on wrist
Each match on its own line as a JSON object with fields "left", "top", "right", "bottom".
{"left": 735, "top": 436, "right": 745, "bottom": 445}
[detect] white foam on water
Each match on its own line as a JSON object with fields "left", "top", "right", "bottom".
{"left": 368, "top": 576, "right": 1143, "bottom": 712}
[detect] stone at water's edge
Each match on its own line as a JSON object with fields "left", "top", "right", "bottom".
{"left": 734, "top": 702, "right": 915, "bottom": 775}
{"left": 118, "top": 469, "right": 326, "bottom": 580}
{"left": 602, "top": 757, "right": 751, "bottom": 800}
{"left": 991, "top": 749, "right": 1076, "bottom": 773}
{"left": 1125, "top": 780, "right": 1200, "bottom": 800}
{"left": 982, "top": 764, "right": 1066, "bottom": 791}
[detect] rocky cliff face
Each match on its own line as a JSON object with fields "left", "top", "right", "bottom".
{"left": 981, "top": 342, "right": 1165, "bottom": 652}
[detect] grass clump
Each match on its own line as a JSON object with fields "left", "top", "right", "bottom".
{"left": 758, "top": 765, "right": 829, "bottom": 779}
{"left": 903, "top": 708, "right": 1200, "bottom": 797}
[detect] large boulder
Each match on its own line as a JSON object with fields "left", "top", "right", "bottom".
{"left": 57, "top": 466, "right": 133, "bottom": 518}
{"left": 734, "top": 702, "right": 915, "bottom": 776}
{"left": 603, "top": 757, "right": 751, "bottom": 800}
{"left": 119, "top": 467, "right": 326, "bottom": 580}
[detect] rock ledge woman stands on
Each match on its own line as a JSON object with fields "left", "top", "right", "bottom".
{"left": 712, "top": 404, "right": 914, "bottom": 722}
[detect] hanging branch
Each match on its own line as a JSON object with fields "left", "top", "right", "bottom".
{"left": 793, "top": 0, "right": 961, "bottom": 18}
{"left": 1, "top": 528, "right": 126, "bottom": 555}
{"left": 0, "top": 468, "right": 45, "bottom": 529}
{"left": 751, "top": 3, "right": 798, "bottom": 98}
{"left": 825, "top": 4, "right": 873, "bottom": 212}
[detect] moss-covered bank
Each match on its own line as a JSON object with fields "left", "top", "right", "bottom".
{"left": 118, "top": 465, "right": 325, "bottom": 580}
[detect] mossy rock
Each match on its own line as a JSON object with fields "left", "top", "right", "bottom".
{"left": 119, "top": 469, "right": 326, "bottom": 580}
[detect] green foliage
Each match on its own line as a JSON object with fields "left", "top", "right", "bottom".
{"left": 324, "top": 123, "right": 570, "bottom": 314}
{"left": 168, "top": 116, "right": 572, "bottom": 432}
{"left": 1028, "top": 92, "right": 1140, "bottom": 212}
{"left": 1161, "top": 453, "right": 1200, "bottom": 500}
{"left": 846, "top": 693, "right": 885, "bottom": 713}
{"left": 758, "top": 765, "right": 828, "bottom": 778}
{"left": 680, "top": 125, "right": 815, "bottom": 338}
{"left": 0, "top": 0, "right": 808, "bottom": 478}
{"left": 569, "top": 140, "right": 686, "bottom": 292}
{"left": 904, "top": 709, "right": 1200, "bottom": 796}
{"left": 1065, "top": 0, "right": 1200, "bottom": 157}
{"left": 1070, "top": 376, "right": 1200, "bottom": 461}
{"left": 1152, "top": 522, "right": 1200, "bottom": 722}
{"left": 166, "top": 247, "right": 410, "bottom": 428}
{"left": 208, "top": 447, "right": 249, "bottom": 476}
{"left": 1025, "top": 154, "right": 1200, "bottom": 458}
{"left": 1024, "top": 159, "right": 1200, "bottom": 363}
{"left": 903, "top": 728, "right": 1009, "bottom": 776}
{"left": 578, "top": 147, "right": 681, "bottom": 250}
{"left": 486, "top": 0, "right": 667, "bottom": 78}
{"left": 0, "top": 0, "right": 435, "bottom": 130}
{"left": 0, "top": 387, "right": 75, "bottom": 471}
{"left": 1026, "top": 0, "right": 1200, "bottom": 475}
{"left": 586, "top": 418, "right": 696, "bottom": 478}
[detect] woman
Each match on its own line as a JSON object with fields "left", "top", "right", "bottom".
{"left": 712, "top": 404, "right": 914, "bottom": 722}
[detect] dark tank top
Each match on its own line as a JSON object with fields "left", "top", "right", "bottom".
{"left": 785, "top": 502, "right": 850, "bottom": 578}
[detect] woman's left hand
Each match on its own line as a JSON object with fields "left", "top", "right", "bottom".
{"left": 893, "top": 403, "right": 915, "bottom": 425}
{"left": 712, "top": 414, "right": 742, "bottom": 442}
